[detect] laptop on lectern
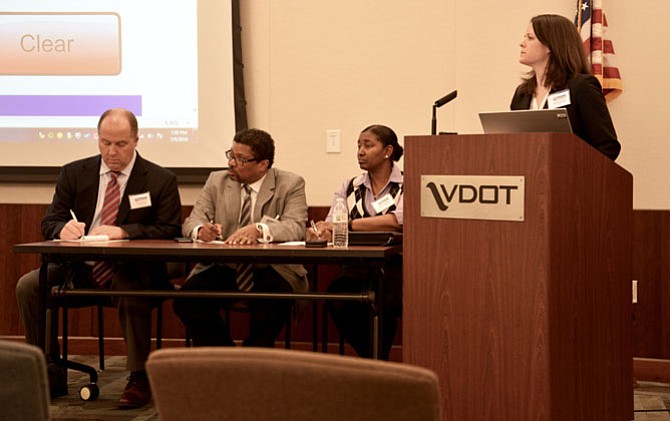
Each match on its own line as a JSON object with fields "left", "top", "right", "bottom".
{"left": 478, "top": 108, "right": 573, "bottom": 135}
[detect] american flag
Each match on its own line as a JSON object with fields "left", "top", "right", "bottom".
{"left": 575, "top": 0, "right": 622, "bottom": 100}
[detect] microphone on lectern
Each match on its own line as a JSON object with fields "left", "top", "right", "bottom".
{"left": 431, "top": 90, "right": 458, "bottom": 135}
{"left": 434, "top": 90, "right": 458, "bottom": 108}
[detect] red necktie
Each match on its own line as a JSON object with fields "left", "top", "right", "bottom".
{"left": 91, "top": 172, "right": 121, "bottom": 287}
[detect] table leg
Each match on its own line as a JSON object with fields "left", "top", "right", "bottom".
{"left": 322, "top": 297, "right": 329, "bottom": 353}
{"left": 311, "top": 264, "right": 319, "bottom": 352}
{"left": 370, "top": 262, "right": 385, "bottom": 360}
{"left": 372, "top": 312, "right": 379, "bottom": 359}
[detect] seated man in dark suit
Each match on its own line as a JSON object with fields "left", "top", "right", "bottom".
{"left": 15, "top": 108, "right": 182, "bottom": 408}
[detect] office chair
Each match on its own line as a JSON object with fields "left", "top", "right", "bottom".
{"left": 52, "top": 292, "right": 165, "bottom": 401}
{"left": 51, "top": 261, "right": 185, "bottom": 400}
{"left": 147, "top": 347, "right": 441, "bottom": 421}
{"left": 56, "top": 297, "right": 165, "bottom": 368}
{"left": 0, "top": 340, "right": 51, "bottom": 421}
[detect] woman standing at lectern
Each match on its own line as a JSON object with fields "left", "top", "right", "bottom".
{"left": 510, "top": 14, "right": 621, "bottom": 160}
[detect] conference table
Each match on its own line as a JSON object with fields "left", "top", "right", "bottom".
{"left": 13, "top": 239, "right": 402, "bottom": 360}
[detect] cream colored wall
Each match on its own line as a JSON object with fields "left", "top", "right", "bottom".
{"left": 604, "top": 3, "right": 670, "bottom": 210}
{"left": 1, "top": 1, "right": 666, "bottom": 210}
{"left": 243, "top": 0, "right": 456, "bottom": 206}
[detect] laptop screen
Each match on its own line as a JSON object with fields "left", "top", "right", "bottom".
{"left": 478, "top": 109, "right": 572, "bottom": 134}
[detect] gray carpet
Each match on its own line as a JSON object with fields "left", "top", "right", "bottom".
{"left": 50, "top": 355, "right": 670, "bottom": 420}
{"left": 50, "top": 355, "right": 157, "bottom": 421}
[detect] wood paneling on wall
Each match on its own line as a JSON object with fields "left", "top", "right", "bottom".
{"left": 0, "top": 204, "right": 342, "bottom": 351}
{"left": 2, "top": 204, "right": 664, "bottom": 359}
{"left": 632, "top": 210, "right": 670, "bottom": 358}
{"left": 0, "top": 204, "right": 46, "bottom": 336}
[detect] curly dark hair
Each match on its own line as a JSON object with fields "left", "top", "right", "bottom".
{"left": 233, "top": 128, "right": 275, "bottom": 168}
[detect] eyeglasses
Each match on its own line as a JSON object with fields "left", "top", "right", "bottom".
{"left": 225, "top": 149, "right": 259, "bottom": 166}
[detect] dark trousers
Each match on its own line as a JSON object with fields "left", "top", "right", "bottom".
{"left": 173, "top": 265, "right": 293, "bottom": 347}
{"left": 15, "top": 261, "right": 169, "bottom": 372}
{"left": 327, "top": 255, "right": 402, "bottom": 360}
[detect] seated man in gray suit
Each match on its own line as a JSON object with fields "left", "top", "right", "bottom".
{"left": 173, "top": 128, "right": 308, "bottom": 347}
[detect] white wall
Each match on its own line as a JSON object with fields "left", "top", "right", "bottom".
{"left": 1, "top": 0, "right": 666, "bottom": 210}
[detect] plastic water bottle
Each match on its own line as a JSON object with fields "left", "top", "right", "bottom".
{"left": 332, "top": 197, "right": 349, "bottom": 247}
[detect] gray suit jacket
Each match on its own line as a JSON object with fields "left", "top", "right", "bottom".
{"left": 183, "top": 168, "right": 309, "bottom": 292}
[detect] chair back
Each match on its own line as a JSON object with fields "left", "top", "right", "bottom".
{"left": 147, "top": 347, "right": 441, "bottom": 421}
{"left": 0, "top": 340, "right": 51, "bottom": 421}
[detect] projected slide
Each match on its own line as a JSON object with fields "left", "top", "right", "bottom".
{"left": 0, "top": 1, "right": 237, "bottom": 169}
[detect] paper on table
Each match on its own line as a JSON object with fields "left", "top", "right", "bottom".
{"left": 55, "top": 235, "right": 110, "bottom": 242}
{"left": 195, "top": 239, "right": 226, "bottom": 244}
{"left": 81, "top": 235, "right": 110, "bottom": 242}
{"left": 278, "top": 241, "right": 306, "bottom": 246}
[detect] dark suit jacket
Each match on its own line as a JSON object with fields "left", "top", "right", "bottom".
{"left": 510, "top": 74, "right": 621, "bottom": 160}
{"left": 42, "top": 153, "right": 182, "bottom": 241}
{"left": 37, "top": 153, "right": 181, "bottom": 366}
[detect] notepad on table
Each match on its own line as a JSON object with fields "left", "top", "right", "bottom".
{"left": 55, "top": 235, "right": 110, "bottom": 242}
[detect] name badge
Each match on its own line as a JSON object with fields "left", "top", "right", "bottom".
{"left": 372, "top": 193, "right": 395, "bottom": 214}
{"left": 129, "top": 192, "right": 152, "bottom": 209}
{"left": 547, "top": 89, "right": 571, "bottom": 108}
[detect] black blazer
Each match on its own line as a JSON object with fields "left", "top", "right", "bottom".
{"left": 510, "top": 74, "right": 621, "bottom": 160}
{"left": 41, "top": 153, "right": 182, "bottom": 241}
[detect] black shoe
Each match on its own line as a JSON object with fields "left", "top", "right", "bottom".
{"left": 47, "top": 362, "right": 68, "bottom": 398}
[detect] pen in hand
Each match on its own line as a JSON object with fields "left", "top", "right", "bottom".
{"left": 310, "top": 220, "right": 320, "bottom": 238}
{"left": 68, "top": 209, "right": 84, "bottom": 239}
{"left": 206, "top": 214, "right": 223, "bottom": 240}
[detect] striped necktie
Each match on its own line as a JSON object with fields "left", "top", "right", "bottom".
{"left": 91, "top": 171, "right": 121, "bottom": 287}
{"left": 235, "top": 184, "right": 254, "bottom": 291}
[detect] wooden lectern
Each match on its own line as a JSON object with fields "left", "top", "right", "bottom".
{"left": 403, "top": 133, "right": 633, "bottom": 421}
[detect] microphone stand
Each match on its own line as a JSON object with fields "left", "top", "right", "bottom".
{"left": 431, "top": 90, "right": 458, "bottom": 135}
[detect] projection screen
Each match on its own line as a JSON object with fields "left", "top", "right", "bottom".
{"left": 0, "top": 0, "right": 245, "bottom": 182}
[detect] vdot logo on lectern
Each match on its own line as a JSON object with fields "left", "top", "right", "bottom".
{"left": 421, "top": 175, "right": 525, "bottom": 221}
